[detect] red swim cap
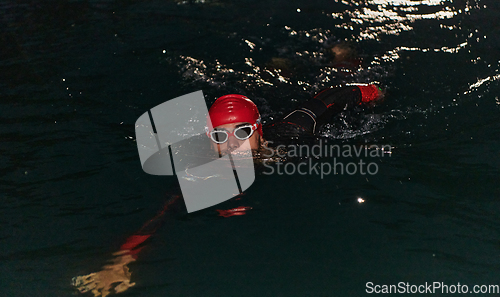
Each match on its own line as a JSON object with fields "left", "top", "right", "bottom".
{"left": 207, "top": 94, "right": 262, "bottom": 136}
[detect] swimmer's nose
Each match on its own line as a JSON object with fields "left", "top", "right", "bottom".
{"left": 227, "top": 135, "right": 240, "bottom": 151}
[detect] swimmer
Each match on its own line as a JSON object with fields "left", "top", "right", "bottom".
{"left": 207, "top": 84, "right": 384, "bottom": 157}
{"left": 72, "top": 84, "right": 384, "bottom": 297}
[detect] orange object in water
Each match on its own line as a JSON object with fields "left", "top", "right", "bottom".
{"left": 216, "top": 206, "right": 252, "bottom": 217}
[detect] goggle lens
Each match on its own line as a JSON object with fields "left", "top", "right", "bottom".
{"left": 234, "top": 126, "right": 252, "bottom": 139}
{"left": 211, "top": 131, "right": 228, "bottom": 144}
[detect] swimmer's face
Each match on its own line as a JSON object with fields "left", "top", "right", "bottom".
{"left": 209, "top": 122, "right": 262, "bottom": 155}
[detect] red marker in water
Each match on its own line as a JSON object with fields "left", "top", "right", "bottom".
{"left": 216, "top": 206, "right": 252, "bottom": 217}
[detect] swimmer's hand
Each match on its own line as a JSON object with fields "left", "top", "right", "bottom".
{"left": 72, "top": 251, "right": 136, "bottom": 297}
{"left": 358, "top": 84, "right": 385, "bottom": 106}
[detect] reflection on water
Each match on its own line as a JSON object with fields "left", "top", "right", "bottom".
{"left": 173, "top": 0, "right": 495, "bottom": 143}
{"left": 172, "top": 0, "right": 495, "bottom": 142}
{"left": 466, "top": 73, "right": 500, "bottom": 94}
{"left": 330, "top": 0, "right": 459, "bottom": 40}
{"left": 175, "top": 0, "right": 483, "bottom": 84}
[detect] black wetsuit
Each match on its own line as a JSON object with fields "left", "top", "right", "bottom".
{"left": 264, "top": 86, "right": 366, "bottom": 144}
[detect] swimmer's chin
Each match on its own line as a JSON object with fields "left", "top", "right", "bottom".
{"left": 218, "top": 148, "right": 257, "bottom": 158}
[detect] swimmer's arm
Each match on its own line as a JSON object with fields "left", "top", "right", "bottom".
{"left": 72, "top": 195, "right": 181, "bottom": 296}
{"left": 117, "top": 194, "right": 181, "bottom": 257}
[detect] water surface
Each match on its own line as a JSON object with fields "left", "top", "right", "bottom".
{"left": 1, "top": 0, "right": 499, "bottom": 296}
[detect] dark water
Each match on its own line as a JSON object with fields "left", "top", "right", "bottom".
{"left": 1, "top": 0, "right": 500, "bottom": 296}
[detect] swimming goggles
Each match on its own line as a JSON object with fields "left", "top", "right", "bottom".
{"left": 206, "top": 122, "right": 259, "bottom": 144}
